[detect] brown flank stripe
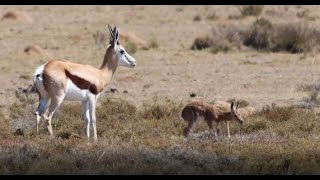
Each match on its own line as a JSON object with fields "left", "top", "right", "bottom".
{"left": 65, "top": 70, "right": 100, "bottom": 95}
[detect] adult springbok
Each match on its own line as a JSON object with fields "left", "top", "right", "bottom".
{"left": 33, "top": 24, "right": 137, "bottom": 141}
{"left": 181, "top": 101, "right": 244, "bottom": 137}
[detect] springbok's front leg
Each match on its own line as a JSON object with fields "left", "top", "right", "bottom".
{"left": 183, "top": 121, "right": 196, "bottom": 137}
{"left": 215, "top": 122, "right": 220, "bottom": 136}
{"left": 226, "top": 121, "right": 230, "bottom": 138}
{"left": 89, "top": 95, "right": 98, "bottom": 142}
{"left": 82, "top": 100, "right": 90, "bottom": 140}
{"left": 206, "top": 120, "right": 215, "bottom": 135}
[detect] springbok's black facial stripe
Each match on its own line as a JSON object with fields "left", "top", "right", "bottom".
{"left": 124, "top": 55, "right": 132, "bottom": 64}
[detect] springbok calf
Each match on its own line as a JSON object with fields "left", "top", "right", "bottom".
{"left": 33, "top": 24, "right": 137, "bottom": 141}
{"left": 181, "top": 101, "right": 243, "bottom": 137}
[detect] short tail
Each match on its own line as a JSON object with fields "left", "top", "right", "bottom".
{"left": 33, "top": 64, "right": 46, "bottom": 96}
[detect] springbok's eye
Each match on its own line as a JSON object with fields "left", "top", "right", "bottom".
{"left": 120, "top": 49, "right": 125, "bottom": 54}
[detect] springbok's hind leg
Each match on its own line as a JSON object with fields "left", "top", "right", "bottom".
{"left": 183, "top": 110, "right": 199, "bottom": 137}
{"left": 45, "top": 95, "right": 65, "bottom": 138}
{"left": 35, "top": 97, "right": 49, "bottom": 135}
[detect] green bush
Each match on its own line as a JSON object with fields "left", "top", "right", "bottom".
{"left": 243, "top": 18, "right": 273, "bottom": 50}
{"left": 271, "top": 22, "right": 315, "bottom": 53}
{"left": 239, "top": 5, "right": 264, "bottom": 17}
{"left": 210, "top": 44, "right": 232, "bottom": 54}
{"left": 191, "top": 36, "right": 213, "bottom": 50}
{"left": 191, "top": 24, "right": 243, "bottom": 53}
{"left": 243, "top": 20, "right": 320, "bottom": 53}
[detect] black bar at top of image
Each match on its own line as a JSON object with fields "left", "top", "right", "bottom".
{"left": 0, "top": 0, "right": 318, "bottom": 5}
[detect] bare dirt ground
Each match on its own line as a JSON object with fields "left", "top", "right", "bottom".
{"left": 1, "top": 5, "right": 320, "bottom": 111}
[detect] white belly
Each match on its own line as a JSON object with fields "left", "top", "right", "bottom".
{"left": 64, "top": 80, "right": 89, "bottom": 101}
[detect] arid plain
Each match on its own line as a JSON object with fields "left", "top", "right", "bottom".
{"left": 1, "top": 5, "right": 320, "bottom": 174}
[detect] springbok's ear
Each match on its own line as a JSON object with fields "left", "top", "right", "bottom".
{"left": 109, "top": 26, "right": 119, "bottom": 47}
{"left": 108, "top": 24, "right": 113, "bottom": 36}
{"left": 236, "top": 102, "right": 240, "bottom": 109}
{"left": 108, "top": 24, "right": 116, "bottom": 46}
{"left": 114, "top": 27, "right": 119, "bottom": 42}
{"left": 231, "top": 101, "right": 234, "bottom": 110}
{"left": 108, "top": 24, "right": 115, "bottom": 39}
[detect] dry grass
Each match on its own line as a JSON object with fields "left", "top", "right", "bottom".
{"left": 296, "top": 80, "right": 320, "bottom": 109}
{"left": 272, "top": 22, "right": 320, "bottom": 53}
{"left": 191, "top": 23, "right": 244, "bottom": 53}
{"left": 148, "top": 37, "right": 159, "bottom": 49}
{"left": 246, "top": 18, "right": 320, "bottom": 53}
{"left": 191, "top": 36, "right": 213, "bottom": 50}
{"left": 243, "top": 18, "right": 274, "bottom": 50}
{"left": 2, "top": 96, "right": 320, "bottom": 174}
{"left": 193, "top": 17, "right": 320, "bottom": 54}
{"left": 226, "top": 98, "right": 250, "bottom": 108}
{"left": 206, "top": 12, "right": 218, "bottom": 21}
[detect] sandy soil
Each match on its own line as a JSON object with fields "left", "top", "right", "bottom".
{"left": 1, "top": 5, "right": 320, "bottom": 112}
